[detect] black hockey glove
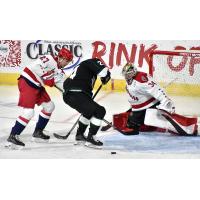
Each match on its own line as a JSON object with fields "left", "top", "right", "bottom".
{"left": 101, "top": 71, "right": 111, "bottom": 85}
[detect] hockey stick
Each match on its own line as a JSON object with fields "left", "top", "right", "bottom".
{"left": 101, "top": 78, "right": 178, "bottom": 132}
{"left": 102, "top": 119, "right": 130, "bottom": 135}
{"left": 53, "top": 84, "right": 103, "bottom": 139}
{"left": 54, "top": 85, "right": 64, "bottom": 93}
{"left": 161, "top": 111, "right": 197, "bottom": 136}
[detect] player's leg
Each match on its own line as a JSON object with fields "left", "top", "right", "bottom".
{"left": 126, "top": 103, "right": 161, "bottom": 135}
{"left": 144, "top": 109, "right": 198, "bottom": 136}
{"left": 63, "top": 92, "right": 91, "bottom": 144}
{"left": 32, "top": 88, "right": 55, "bottom": 141}
{"left": 126, "top": 110, "right": 146, "bottom": 135}
{"left": 63, "top": 92, "right": 106, "bottom": 147}
{"left": 75, "top": 115, "right": 90, "bottom": 144}
{"left": 85, "top": 103, "right": 106, "bottom": 148}
{"left": 6, "top": 78, "right": 36, "bottom": 148}
{"left": 6, "top": 108, "right": 35, "bottom": 148}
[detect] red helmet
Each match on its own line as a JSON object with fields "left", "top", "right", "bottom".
{"left": 58, "top": 48, "right": 73, "bottom": 61}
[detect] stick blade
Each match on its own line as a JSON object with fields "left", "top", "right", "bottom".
{"left": 53, "top": 133, "right": 69, "bottom": 140}
{"left": 101, "top": 123, "right": 112, "bottom": 131}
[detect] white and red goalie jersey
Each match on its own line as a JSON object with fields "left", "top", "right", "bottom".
{"left": 116, "top": 71, "right": 198, "bottom": 136}
{"left": 21, "top": 55, "right": 65, "bottom": 90}
{"left": 126, "top": 71, "right": 175, "bottom": 113}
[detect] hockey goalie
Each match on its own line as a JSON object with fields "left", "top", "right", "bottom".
{"left": 112, "top": 63, "right": 198, "bottom": 136}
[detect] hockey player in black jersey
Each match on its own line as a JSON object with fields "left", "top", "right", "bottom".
{"left": 63, "top": 58, "right": 111, "bottom": 148}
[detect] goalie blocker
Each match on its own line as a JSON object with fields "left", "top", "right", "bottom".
{"left": 113, "top": 109, "right": 198, "bottom": 136}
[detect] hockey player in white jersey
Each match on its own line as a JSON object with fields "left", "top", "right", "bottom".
{"left": 6, "top": 48, "right": 73, "bottom": 149}
{"left": 117, "top": 63, "right": 198, "bottom": 136}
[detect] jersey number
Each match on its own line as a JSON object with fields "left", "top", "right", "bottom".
{"left": 40, "top": 56, "right": 49, "bottom": 63}
{"left": 148, "top": 81, "right": 156, "bottom": 87}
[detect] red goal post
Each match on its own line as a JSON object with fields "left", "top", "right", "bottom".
{"left": 149, "top": 50, "right": 200, "bottom": 97}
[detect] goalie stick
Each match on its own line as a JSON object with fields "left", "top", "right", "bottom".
{"left": 53, "top": 84, "right": 103, "bottom": 140}
{"left": 101, "top": 122, "right": 113, "bottom": 131}
{"left": 102, "top": 119, "right": 130, "bottom": 135}
{"left": 161, "top": 111, "right": 197, "bottom": 136}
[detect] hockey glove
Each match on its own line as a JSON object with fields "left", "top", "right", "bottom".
{"left": 101, "top": 71, "right": 111, "bottom": 85}
{"left": 43, "top": 78, "right": 55, "bottom": 87}
{"left": 156, "top": 99, "right": 175, "bottom": 114}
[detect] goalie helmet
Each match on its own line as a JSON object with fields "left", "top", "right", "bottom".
{"left": 122, "top": 63, "right": 137, "bottom": 84}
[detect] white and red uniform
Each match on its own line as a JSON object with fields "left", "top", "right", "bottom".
{"left": 126, "top": 72, "right": 168, "bottom": 111}
{"left": 21, "top": 54, "right": 65, "bottom": 89}
{"left": 7, "top": 48, "right": 73, "bottom": 145}
{"left": 118, "top": 71, "right": 198, "bottom": 136}
{"left": 19, "top": 55, "right": 65, "bottom": 108}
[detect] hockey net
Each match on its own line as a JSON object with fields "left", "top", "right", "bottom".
{"left": 149, "top": 50, "right": 200, "bottom": 116}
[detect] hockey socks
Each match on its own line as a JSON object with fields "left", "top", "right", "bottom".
{"left": 35, "top": 110, "right": 51, "bottom": 131}
{"left": 11, "top": 116, "right": 29, "bottom": 135}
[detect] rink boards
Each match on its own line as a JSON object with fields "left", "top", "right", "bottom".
{"left": 1, "top": 72, "right": 200, "bottom": 97}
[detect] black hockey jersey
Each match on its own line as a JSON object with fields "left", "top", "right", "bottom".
{"left": 63, "top": 58, "right": 106, "bottom": 97}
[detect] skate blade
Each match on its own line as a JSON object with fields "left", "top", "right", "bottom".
{"left": 74, "top": 140, "right": 86, "bottom": 145}
{"left": 5, "top": 142, "right": 24, "bottom": 150}
{"left": 84, "top": 142, "right": 103, "bottom": 149}
{"left": 31, "top": 137, "right": 50, "bottom": 143}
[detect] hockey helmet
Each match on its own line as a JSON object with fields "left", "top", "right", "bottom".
{"left": 122, "top": 63, "right": 137, "bottom": 82}
{"left": 58, "top": 48, "right": 73, "bottom": 61}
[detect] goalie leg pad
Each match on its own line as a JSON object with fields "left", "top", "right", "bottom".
{"left": 113, "top": 112, "right": 129, "bottom": 130}
{"left": 113, "top": 112, "right": 139, "bottom": 135}
{"left": 113, "top": 111, "right": 166, "bottom": 135}
{"left": 144, "top": 109, "right": 198, "bottom": 136}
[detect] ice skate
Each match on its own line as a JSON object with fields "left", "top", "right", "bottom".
{"left": 5, "top": 134, "right": 25, "bottom": 150}
{"left": 85, "top": 134, "right": 103, "bottom": 149}
{"left": 31, "top": 129, "right": 50, "bottom": 142}
{"left": 74, "top": 133, "right": 86, "bottom": 145}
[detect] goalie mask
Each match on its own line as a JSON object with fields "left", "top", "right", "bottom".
{"left": 122, "top": 63, "right": 137, "bottom": 84}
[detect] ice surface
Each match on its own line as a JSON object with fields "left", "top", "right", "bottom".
{"left": 0, "top": 86, "right": 200, "bottom": 159}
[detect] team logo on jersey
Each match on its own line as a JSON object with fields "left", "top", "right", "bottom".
{"left": 141, "top": 75, "right": 148, "bottom": 82}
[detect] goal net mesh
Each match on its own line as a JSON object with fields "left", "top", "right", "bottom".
{"left": 149, "top": 50, "right": 200, "bottom": 116}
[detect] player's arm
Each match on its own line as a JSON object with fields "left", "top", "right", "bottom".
{"left": 141, "top": 75, "right": 175, "bottom": 113}
{"left": 87, "top": 58, "right": 111, "bottom": 85}
{"left": 98, "top": 67, "right": 111, "bottom": 85}
{"left": 40, "top": 55, "right": 66, "bottom": 88}
{"left": 93, "top": 58, "right": 111, "bottom": 85}
{"left": 53, "top": 69, "right": 66, "bottom": 91}
{"left": 36, "top": 55, "right": 56, "bottom": 87}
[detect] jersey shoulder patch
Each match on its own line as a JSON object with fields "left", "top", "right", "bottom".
{"left": 135, "top": 72, "right": 148, "bottom": 83}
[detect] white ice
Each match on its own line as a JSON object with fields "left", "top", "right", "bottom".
{"left": 0, "top": 85, "right": 200, "bottom": 159}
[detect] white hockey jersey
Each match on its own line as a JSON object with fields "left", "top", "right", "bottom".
{"left": 126, "top": 72, "right": 169, "bottom": 111}
{"left": 21, "top": 55, "right": 66, "bottom": 90}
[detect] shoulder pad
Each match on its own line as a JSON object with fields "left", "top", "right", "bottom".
{"left": 134, "top": 72, "right": 148, "bottom": 83}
